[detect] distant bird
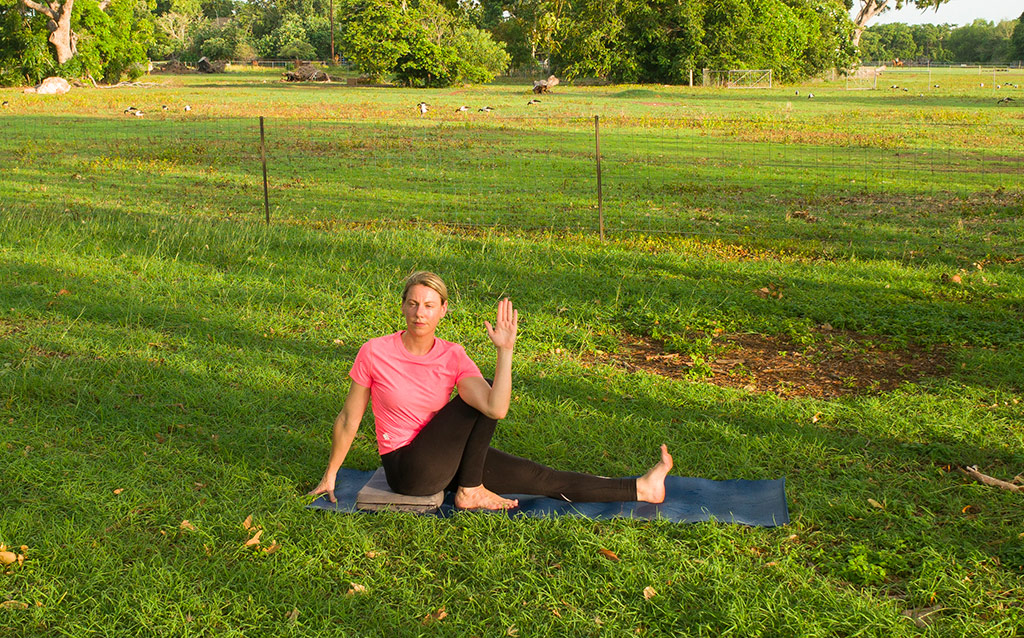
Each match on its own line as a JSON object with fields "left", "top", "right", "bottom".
{"left": 161, "top": 105, "right": 168, "bottom": 111}
{"left": 478, "top": 106, "right": 493, "bottom": 112}
{"left": 980, "top": 83, "right": 984, "bottom": 88}
{"left": 794, "top": 90, "right": 799, "bottom": 95}
{"left": 807, "top": 93, "right": 814, "bottom": 99}
{"left": 996, "top": 84, "right": 1001, "bottom": 89}
{"left": 132, "top": 110, "right": 144, "bottom": 117}
{"left": 933, "top": 84, "right": 939, "bottom": 88}
{"left": 1, "top": 100, "right": 8, "bottom": 107}
{"left": 902, "top": 87, "right": 908, "bottom": 92}
{"left": 184, "top": 105, "right": 192, "bottom": 112}
{"left": 997, "top": 97, "right": 1014, "bottom": 104}
{"left": 527, "top": 99, "right": 540, "bottom": 105}
{"left": 454, "top": 105, "right": 469, "bottom": 112}
{"left": 123, "top": 107, "right": 136, "bottom": 115}
{"left": 417, "top": 102, "right": 428, "bottom": 114}
{"left": 890, "top": 84, "right": 899, "bottom": 89}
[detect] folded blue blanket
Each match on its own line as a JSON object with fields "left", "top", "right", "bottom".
{"left": 308, "top": 468, "right": 789, "bottom": 527}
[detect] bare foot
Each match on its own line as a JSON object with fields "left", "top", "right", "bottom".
{"left": 454, "top": 485, "right": 519, "bottom": 510}
{"left": 635, "top": 444, "right": 673, "bottom": 503}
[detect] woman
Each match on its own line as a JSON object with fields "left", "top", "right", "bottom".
{"left": 309, "top": 271, "right": 673, "bottom": 510}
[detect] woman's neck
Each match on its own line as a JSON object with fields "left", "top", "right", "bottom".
{"left": 400, "top": 330, "right": 435, "bottom": 356}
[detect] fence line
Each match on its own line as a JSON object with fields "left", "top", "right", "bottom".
{"left": 1, "top": 115, "right": 1021, "bottom": 244}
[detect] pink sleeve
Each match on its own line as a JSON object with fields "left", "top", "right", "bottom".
{"left": 454, "top": 345, "right": 483, "bottom": 383}
{"left": 349, "top": 340, "right": 373, "bottom": 387}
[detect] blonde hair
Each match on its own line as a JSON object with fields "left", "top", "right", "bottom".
{"left": 402, "top": 271, "right": 448, "bottom": 305}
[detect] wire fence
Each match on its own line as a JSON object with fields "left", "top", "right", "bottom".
{"left": 1, "top": 112, "right": 1022, "bottom": 243}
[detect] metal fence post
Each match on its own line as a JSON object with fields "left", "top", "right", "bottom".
{"left": 260, "top": 116, "right": 270, "bottom": 225}
{"left": 594, "top": 115, "right": 604, "bottom": 241}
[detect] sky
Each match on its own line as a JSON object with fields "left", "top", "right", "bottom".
{"left": 850, "top": 0, "right": 1022, "bottom": 27}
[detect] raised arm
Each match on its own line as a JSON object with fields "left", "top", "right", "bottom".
{"left": 307, "top": 381, "right": 371, "bottom": 503}
{"left": 458, "top": 297, "right": 518, "bottom": 420}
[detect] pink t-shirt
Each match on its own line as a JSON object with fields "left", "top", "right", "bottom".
{"left": 349, "top": 331, "right": 483, "bottom": 454}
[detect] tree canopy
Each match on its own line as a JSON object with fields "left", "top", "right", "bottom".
{"left": 859, "top": 18, "right": 1021, "bottom": 64}
{"left": 1, "top": 0, "right": 1021, "bottom": 88}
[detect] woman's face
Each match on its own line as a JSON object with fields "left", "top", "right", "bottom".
{"left": 402, "top": 284, "right": 447, "bottom": 338}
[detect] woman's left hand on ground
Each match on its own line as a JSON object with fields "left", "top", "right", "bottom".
{"left": 484, "top": 297, "right": 518, "bottom": 350}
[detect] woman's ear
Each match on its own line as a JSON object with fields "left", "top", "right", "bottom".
{"left": 440, "top": 301, "right": 449, "bottom": 320}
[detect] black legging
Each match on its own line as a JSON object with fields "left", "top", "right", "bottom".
{"left": 380, "top": 393, "right": 637, "bottom": 502}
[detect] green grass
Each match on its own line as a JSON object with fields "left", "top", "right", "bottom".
{"left": 1, "top": 68, "right": 1023, "bottom": 636}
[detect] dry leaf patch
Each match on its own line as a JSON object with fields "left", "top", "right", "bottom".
{"left": 589, "top": 329, "right": 948, "bottom": 399}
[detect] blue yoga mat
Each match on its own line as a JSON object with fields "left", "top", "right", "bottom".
{"left": 308, "top": 468, "right": 789, "bottom": 527}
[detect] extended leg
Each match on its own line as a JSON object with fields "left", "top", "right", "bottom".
{"left": 481, "top": 444, "right": 673, "bottom": 503}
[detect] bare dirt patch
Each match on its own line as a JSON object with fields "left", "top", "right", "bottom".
{"left": 592, "top": 330, "right": 949, "bottom": 399}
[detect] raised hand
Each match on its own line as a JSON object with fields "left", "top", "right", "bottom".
{"left": 484, "top": 297, "right": 518, "bottom": 351}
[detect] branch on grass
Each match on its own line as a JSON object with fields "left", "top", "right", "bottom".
{"left": 959, "top": 465, "right": 1023, "bottom": 494}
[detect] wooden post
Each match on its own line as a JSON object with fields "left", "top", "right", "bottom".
{"left": 594, "top": 115, "right": 604, "bottom": 241}
{"left": 260, "top": 116, "right": 270, "bottom": 225}
{"left": 689, "top": 69, "right": 693, "bottom": 87}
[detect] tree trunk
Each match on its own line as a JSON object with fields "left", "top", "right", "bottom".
{"left": 50, "top": 0, "right": 76, "bottom": 64}
{"left": 852, "top": 0, "right": 889, "bottom": 48}
{"left": 21, "top": 0, "right": 106, "bottom": 66}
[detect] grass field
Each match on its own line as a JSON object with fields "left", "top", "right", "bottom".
{"left": 1, "top": 67, "right": 1023, "bottom": 636}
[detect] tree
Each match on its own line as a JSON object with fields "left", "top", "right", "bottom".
{"left": 337, "top": 0, "right": 410, "bottom": 79}
{"left": 851, "top": 0, "right": 948, "bottom": 47}
{"left": 2, "top": 0, "right": 152, "bottom": 83}
{"left": 0, "top": 0, "right": 58, "bottom": 84}
{"left": 1013, "top": 11, "right": 1024, "bottom": 61}
{"left": 19, "top": 0, "right": 111, "bottom": 64}
{"left": 550, "top": 0, "right": 852, "bottom": 84}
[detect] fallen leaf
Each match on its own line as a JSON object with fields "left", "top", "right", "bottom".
{"left": 0, "top": 601, "right": 28, "bottom": 610}
{"left": 598, "top": 548, "right": 620, "bottom": 562}
{"left": 551, "top": 609, "right": 562, "bottom": 618}
{"left": 364, "top": 551, "right": 379, "bottom": 558}
{"left": 867, "top": 498, "right": 884, "bottom": 510}
{"left": 180, "top": 520, "right": 197, "bottom": 532}
{"left": 346, "top": 583, "right": 366, "bottom": 596}
{"left": 950, "top": 274, "right": 962, "bottom": 285}
{"left": 113, "top": 488, "right": 124, "bottom": 495}
{"left": 285, "top": 608, "right": 299, "bottom": 622}
{"left": 422, "top": 607, "right": 447, "bottom": 624}
{"left": 811, "top": 412, "right": 822, "bottom": 423}
{"left": 0, "top": 552, "right": 18, "bottom": 565}
{"left": 263, "top": 542, "right": 281, "bottom": 554}
{"left": 594, "top": 616, "right": 604, "bottom": 626}
{"left": 57, "top": 289, "right": 70, "bottom": 296}
{"left": 507, "top": 626, "right": 519, "bottom": 636}
{"left": 242, "top": 515, "right": 253, "bottom": 531}
{"left": 244, "top": 530, "right": 263, "bottom": 547}
{"left": 821, "top": 323, "right": 833, "bottom": 331}
{"left": 643, "top": 586, "right": 657, "bottom": 600}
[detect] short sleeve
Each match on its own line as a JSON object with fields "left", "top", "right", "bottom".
{"left": 349, "top": 340, "right": 374, "bottom": 387}
{"left": 453, "top": 345, "right": 483, "bottom": 383}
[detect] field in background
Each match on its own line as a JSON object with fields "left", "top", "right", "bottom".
{"left": 1, "top": 68, "right": 1023, "bottom": 636}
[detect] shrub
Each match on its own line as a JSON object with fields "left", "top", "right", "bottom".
{"left": 278, "top": 38, "right": 315, "bottom": 61}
